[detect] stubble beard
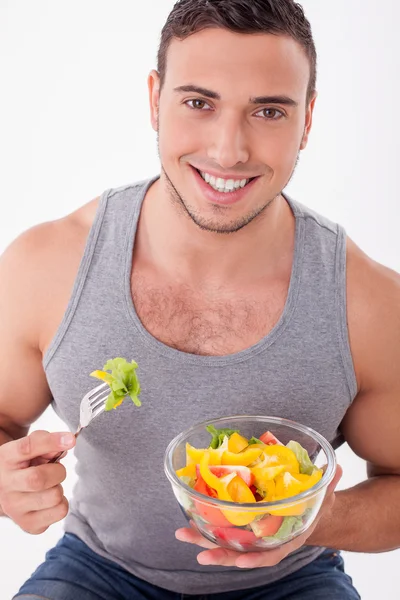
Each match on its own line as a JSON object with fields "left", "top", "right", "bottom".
{"left": 157, "top": 131, "right": 300, "bottom": 235}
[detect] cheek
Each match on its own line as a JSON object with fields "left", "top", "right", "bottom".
{"left": 260, "top": 124, "right": 303, "bottom": 171}
{"left": 159, "top": 110, "right": 208, "bottom": 159}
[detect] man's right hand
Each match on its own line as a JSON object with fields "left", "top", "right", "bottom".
{"left": 0, "top": 430, "right": 76, "bottom": 534}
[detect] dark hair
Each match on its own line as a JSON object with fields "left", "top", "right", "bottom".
{"left": 157, "top": 0, "right": 317, "bottom": 102}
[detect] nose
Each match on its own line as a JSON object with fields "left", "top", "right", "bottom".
{"left": 206, "top": 112, "right": 250, "bottom": 169}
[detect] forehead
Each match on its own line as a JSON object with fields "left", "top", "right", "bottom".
{"left": 164, "top": 28, "right": 310, "bottom": 101}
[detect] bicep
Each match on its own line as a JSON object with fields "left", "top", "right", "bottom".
{"left": 341, "top": 388, "right": 400, "bottom": 477}
{"left": 344, "top": 239, "right": 400, "bottom": 477}
{"left": 0, "top": 234, "right": 52, "bottom": 438}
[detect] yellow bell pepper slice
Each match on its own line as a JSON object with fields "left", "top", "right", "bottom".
{"left": 268, "top": 473, "right": 307, "bottom": 516}
{"left": 186, "top": 443, "right": 222, "bottom": 466}
{"left": 256, "top": 478, "right": 275, "bottom": 501}
{"left": 199, "top": 454, "right": 226, "bottom": 495}
{"left": 176, "top": 464, "right": 197, "bottom": 479}
{"left": 269, "top": 501, "right": 307, "bottom": 517}
{"left": 90, "top": 369, "right": 113, "bottom": 384}
{"left": 252, "top": 465, "right": 286, "bottom": 492}
{"left": 224, "top": 476, "right": 258, "bottom": 525}
{"left": 221, "top": 447, "right": 262, "bottom": 466}
{"left": 261, "top": 445, "right": 300, "bottom": 474}
{"left": 228, "top": 432, "right": 249, "bottom": 453}
{"left": 275, "top": 472, "right": 303, "bottom": 498}
{"left": 199, "top": 454, "right": 259, "bottom": 526}
{"left": 293, "top": 469, "right": 323, "bottom": 492}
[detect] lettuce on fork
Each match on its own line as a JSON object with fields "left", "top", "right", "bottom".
{"left": 90, "top": 358, "right": 141, "bottom": 411}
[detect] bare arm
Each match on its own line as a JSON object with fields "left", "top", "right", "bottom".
{"left": 307, "top": 239, "right": 400, "bottom": 552}
{"left": 0, "top": 201, "right": 97, "bottom": 519}
{"left": 0, "top": 227, "right": 58, "bottom": 514}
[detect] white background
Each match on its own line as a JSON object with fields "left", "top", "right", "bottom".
{"left": 1, "top": 1, "right": 399, "bottom": 598}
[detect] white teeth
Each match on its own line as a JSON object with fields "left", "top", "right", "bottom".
{"left": 199, "top": 170, "right": 251, "bottom": 192}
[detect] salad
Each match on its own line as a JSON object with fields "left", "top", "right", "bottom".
{"left": 176, "top": 425, "right": 322, "bottom": 541}
{"left": 91, "top": 357, "right": 141, "bottom": 411}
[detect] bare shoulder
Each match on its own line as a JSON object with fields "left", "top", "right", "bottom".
{"left": 0, "top": 196, "right": 100, "bottom": 352}
{"left": 346, "top": 237, "right": 400, "bottom": 394}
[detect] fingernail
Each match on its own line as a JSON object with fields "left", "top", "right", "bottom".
{"left": 197, "top": 555, "right": 213, "bottom": 565}
{"left": 236, "top": 559, "right": 252, "bottom": 569}
{"left": 60, "top": 433, "right": 75, "bottom": 448}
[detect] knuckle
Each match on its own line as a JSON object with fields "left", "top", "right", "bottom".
{"left": 17, "top": 436, "right": 31, "bottom": 458}
{"left": 55, "top": 463, "right": 67, "bottom": 483}
{"left": 0, "top": 497, "right": 14, "bottom": 516}
{"left": 19, "top": 515, "right": 34, "bottom": 534}
{"left": 26, "top": 523, "right": 48, "bottom": 535}
{"left": 30, "top": 430, "right": 48, "bottom": 442}
{"left": 56, "top": 497, "right": 69, "bottom": 520}
{"left": 26, "top": 469, "right": 43, "bottom": 491}
{"left": 20, "top": 514, "right": 48, "bottom": 535}
{"left": 51, "top": 485, "right": 64, "bottom": 506}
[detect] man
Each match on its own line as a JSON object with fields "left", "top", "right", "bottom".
{"left": 0, "top": 0, "right": 399, "bottom": 598}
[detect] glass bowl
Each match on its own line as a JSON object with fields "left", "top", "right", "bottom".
{"left": 164, "top": 415, "right": 336, "bottom": 552}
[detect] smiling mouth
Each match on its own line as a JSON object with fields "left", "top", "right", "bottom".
{"left": 193, "top": 167, "right": 258, "bottom": 193}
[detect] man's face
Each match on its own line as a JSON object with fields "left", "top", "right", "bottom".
{"left": 149, "top": 28, "right": 315, "bottom": 233}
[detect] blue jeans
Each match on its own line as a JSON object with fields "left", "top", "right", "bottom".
{"left": 14, "top": 533, "right": 360, "bottom": 600}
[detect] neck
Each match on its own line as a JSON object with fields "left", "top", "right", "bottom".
{"left": 135, "top": 176, "right": 295, "bottom": 287}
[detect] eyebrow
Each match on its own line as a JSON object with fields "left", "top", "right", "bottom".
{"left": 173, "top": 85, "right": 298, "bottom": 107}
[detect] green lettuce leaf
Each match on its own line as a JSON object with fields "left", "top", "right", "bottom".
{"left": 248, "top": 436, "right": 263, "bottom": 445}
{"left": 91, "top": 357, "right": 141, "bottom": 411}
{"left": 206, "top": 425, "right": 239, "bottom": 449}
{"left": 275, "top": 515, "right": 303, "bottom": 539}
{"left": 286, "top": 440, "right": 315, "bottom": 475}
{"left": 263, "top": 515, "right": 303, "bottom": 542}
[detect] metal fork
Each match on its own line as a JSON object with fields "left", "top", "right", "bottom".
{"left": 48, "top": 382, "right": 110, "bottom": 463}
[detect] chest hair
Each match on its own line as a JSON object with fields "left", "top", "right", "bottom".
{"left": 131, "top": 276, "right": 287, "bottom": 356}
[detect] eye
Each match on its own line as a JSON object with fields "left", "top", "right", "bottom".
{"left": 185, "top": 99, "right": 212, "bottom": 111}
{"left": 255, "top": 108, "right": 284, "bottom": 120}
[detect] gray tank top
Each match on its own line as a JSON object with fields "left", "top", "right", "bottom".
{"left": 43, "top": 177, "right": 357, "bottom": 595}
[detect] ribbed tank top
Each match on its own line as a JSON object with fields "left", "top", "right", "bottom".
{"left": 43, "top": 176, "right": 357, "bottom": 594}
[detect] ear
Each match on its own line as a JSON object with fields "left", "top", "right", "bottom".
{"left": 148, "top": 70, "right": 160, "bottom": 132}
{"left": 300, "top": 92, "right": 317, "bottom": 150}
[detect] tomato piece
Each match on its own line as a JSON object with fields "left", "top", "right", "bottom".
{"left": 209, "top": 526, "right": 258, "bottom": 546}
{"left": 250, "top": 514, "right": 284, "bottom": 537}
{"left": 193, "top": 475, "right": 231, "bottom": 527}
{"left": 195, "top": 464, "right": 254, "bottom": 488}
{"left": 259, "top": 431, "right": 282, "bottom": 445}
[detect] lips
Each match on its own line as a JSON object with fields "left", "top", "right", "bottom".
{"left": 190, "top": 165, "right": 260, "bottom": 206}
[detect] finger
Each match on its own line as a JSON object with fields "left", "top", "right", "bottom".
{"left": 197, "top": 547, "right": 242, "bottom": 567}
{"left": 175, "top": 528, "right": 217, "bottom": 550}
{"left": 7, "top": 462, "right": 67, "bottom": 493}
{"left": 328, "top": 464, "right": 343, "bottom": 493}
{"left": 2, "top": 485, "right": 64, "bottom": 516}
{"left": 235, "top": 536, "right": 303, "bottom": 568}
{"left": 32, "top": 451, "right": 67, "bottom": 466}
{"left": 0, "top": 431, "right": 75, "bottom": 468}
{"left": 20, "top": 496, "right": 69, "bottom": 535}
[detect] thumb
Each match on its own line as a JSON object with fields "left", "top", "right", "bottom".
{"left": 327, "top": 464, "right": 343, "bottom": 494}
